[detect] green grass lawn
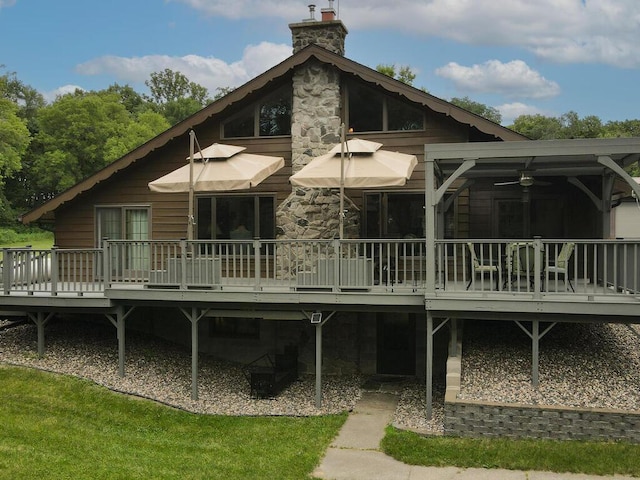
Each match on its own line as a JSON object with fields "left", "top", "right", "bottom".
{"left": 0, "top": 365, "right": 345, "bottom": 480}
{"left": 382, "top": 426, "right": 640, "bottom": 477}
{"left": 0, "top": 228, "right": 54, "bottom": 252}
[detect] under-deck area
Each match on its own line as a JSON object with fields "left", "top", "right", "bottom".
{"left": 1, "top": 236, "right": 639, "bottom": 412}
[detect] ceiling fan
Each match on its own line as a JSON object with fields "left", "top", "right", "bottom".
{"left": 494, "top": 171, "right": 551, "bottom": 188}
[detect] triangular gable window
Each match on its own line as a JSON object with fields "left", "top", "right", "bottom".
{"left": 346, "top": 81, "right": 424, "bottom": 133}
{"left": 223, "top": 86, "right": 291, "bottom": 138}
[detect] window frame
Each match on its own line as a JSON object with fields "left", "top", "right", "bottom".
{"left": 344, "top": 81, "right": 425, "bottom": 134}
{"left": 222, "top": 86, "right": 292, "bottom": 139}
{"left": 95, "top": 204, "right": 151, "bottom": 246}
{"left": 196, "top": 194, "right": 277, "bottom": 240}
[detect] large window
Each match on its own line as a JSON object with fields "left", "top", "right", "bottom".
{"left": 196, "top": 196, "right": 275, "bottom": 240}
{"left": 96, "top": 206, "right": 149, "bottom": 243}
{"left": 223, "top": 87, "right": 291, "bottom": 138}
{"left": 365, "top": 193, "right": 425, "bottom": 238}
{"left": 96, "top": 206, "right": 150, "bottom": 273}
{"left": 346, "top": 82, "right": 424, "bottom": 133}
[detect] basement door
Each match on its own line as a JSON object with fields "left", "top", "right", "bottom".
{"left": 376, "top": 313, "right": 416, "bottom": 375}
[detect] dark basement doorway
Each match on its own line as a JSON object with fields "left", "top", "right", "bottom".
{"left": 376, "top": 313, "right": 416, "bottom": 375}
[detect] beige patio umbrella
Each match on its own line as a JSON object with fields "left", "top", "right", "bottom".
{"left": 290, "top": 135, "right": 417, "bottom": 237}
{"left": 149, "top": 131, "right": 284, "bottom": 239}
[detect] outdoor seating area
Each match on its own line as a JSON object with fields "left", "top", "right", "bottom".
{"left": 1, "top": 238, "right": 638, "bottom": 302}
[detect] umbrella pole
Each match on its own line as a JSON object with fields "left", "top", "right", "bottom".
{"left": 339, "top": 124, "right": 345, "bottom": 240}
{"left": 188, "top": 130, "right": 195, "bottom": 241}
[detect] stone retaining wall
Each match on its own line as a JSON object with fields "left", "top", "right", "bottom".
{"left": 444, "top": 350, "right": 640, "bottom": 442}
{"left": 444, "top": 400, "right": 640, "bottom": 443}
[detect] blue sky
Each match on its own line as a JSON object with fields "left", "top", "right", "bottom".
{"left": 1, "top": 0, "right": 639, "bottom": 125}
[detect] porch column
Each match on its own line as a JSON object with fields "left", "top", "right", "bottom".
{"left": 425, "top": 152, "right": 436, "bottom": 293}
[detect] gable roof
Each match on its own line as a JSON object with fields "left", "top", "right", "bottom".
{"left": 20, "top": 44, "right": 526, "bottom": 224}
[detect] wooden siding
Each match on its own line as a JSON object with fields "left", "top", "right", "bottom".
{"left": 49, "top": 69, "right": 510, "bottom": 249}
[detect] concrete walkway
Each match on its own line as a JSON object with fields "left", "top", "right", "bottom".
{"left": 313, "top": 391, "right": 634, "bottom": 480}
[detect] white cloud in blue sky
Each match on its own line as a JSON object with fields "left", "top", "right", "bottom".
{"left": 436, "top": 60, "right": 561, "bottom": 99}
{"left": 172, "top": 0, "right": 640, "bottom": 68}
{"left": 3, "top": 0, "right": 639, "bottom": 123}
{"left": 76, "top": 42, "right": 291, "bottom": 94}
{"left": 497, "top": 103, "right": 552, "bottom": 125}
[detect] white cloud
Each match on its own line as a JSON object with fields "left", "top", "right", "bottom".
{"left": 171, "top": 0, "right": 640, "bottom": 68}
{"left": 75, "top": 42, "right": 291, "bottom": 94}
{"left": 43, "top": 85, "right": 84, "bottom": 102}
{"left": 497, "top": 102, "right": 552, "bottom": 125}
{"left": 436, "top": 60, "right": 561, "bottom": 99}
{"left": 0, "top": 0, "right": 16, "bottom": 8}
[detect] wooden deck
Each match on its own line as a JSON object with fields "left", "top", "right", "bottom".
{"left": 0, "top": 238, "right": 638, "bottom": 321}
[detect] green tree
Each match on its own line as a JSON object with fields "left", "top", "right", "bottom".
{"left": 104, "top": 110, "right": 170, "bottom": 162}
{"left": 561, "top": 111, "right": 603, "bottom": 139}
{"left": 105, "top": 83, "right": 151, "bottom": 115}
{"left": 376, "top": 64, "right": 416, "bottom": 86}
{"left": 0, "top": 98, "right": 30, "bottom": 224}
{"left": 30, "top": 89, "right": 169, "bottom": 198}
{"left": 213, "top": 86, "right": 236, "bottom": 101}
{"left": 0, "top": 67, "right": 46, "bottom": 132}
{"left": 144, "top": 69, "right": 211, "bottom": 125}
{"left": 510, "top": 114, "right": 564, "bottom": 140}
{"left": 0, "top": 98, "right": 29, "bottom": 181}
{"left": 450, "top": 96, "right": 502, "bottom": 124}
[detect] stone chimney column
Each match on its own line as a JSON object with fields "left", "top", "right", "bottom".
{"left": 289, "top": 3, "right": 348, "bottom": 56}
{"left": 276, "top": 3, "right": 358, "bottom": 250}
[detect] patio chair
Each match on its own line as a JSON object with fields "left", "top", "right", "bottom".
{"left": 466, "top": 242, "right": 499, "bottom": 290}
{"left": 546, "top": 242, "right": 575, "bottom": 292}
{"left": 506, "top": 242, "right": 538, "bottom": 289}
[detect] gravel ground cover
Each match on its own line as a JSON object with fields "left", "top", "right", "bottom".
{"left": 1, "top": 318, "right": 639, "bottom": 436}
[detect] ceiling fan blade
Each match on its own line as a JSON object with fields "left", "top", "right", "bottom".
{"left": 494, "top": 180, "right": 520, "bottom": 186}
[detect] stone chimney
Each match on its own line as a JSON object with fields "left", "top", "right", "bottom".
{"left": 276, "top": 2, "right": 358, "bottom": 246}
{"left": 289, "top": 2, "right": 348, "bottom": 56}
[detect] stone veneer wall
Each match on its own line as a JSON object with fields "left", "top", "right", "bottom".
{"left": 276, "top": 59, "right": 358, "bottom": 247}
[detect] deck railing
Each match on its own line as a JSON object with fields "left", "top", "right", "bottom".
{"left": 0, "top": 238, "right": 638, "bottom": 300}
{"left": 437, "top": 238, "right": 640, "bottom": 298}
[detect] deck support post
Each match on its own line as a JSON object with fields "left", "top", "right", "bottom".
{"left": 515, "top": 320, "right": 556, "bottom": 388}
{"left": 532, "top": 319, "right": 539, "bottom": 387}
{"left": 28, "top": 312, "right": 54, "bottom": 358}
{"left": 179, "top": 306, "right": 207, "bottom": 401}
{"left": 190, "top": 307, "right": 200, "bottom": 401}
{"left": 315, "top": 321, "right": 322, "bottom": 407}
{"left": 105, "top": 306, "right": 135, "bottom": 378}
{"left": 307, "top": 311, "right": 335, "bottom": 408}
{"left": 117, "top": 313, "right": 125, "bottom": 377}
{"left": 426, "top": 311, "right": 433, "bottom": 419}
{"left": 426, "top": 315, "right": 450, "bottom": 420}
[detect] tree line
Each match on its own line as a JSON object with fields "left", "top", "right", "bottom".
{"left": 1, "top": 65, "right": 639, "bottom": 228}
{"left": 0, "top": 67, "right": 232, "bottom": 226}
